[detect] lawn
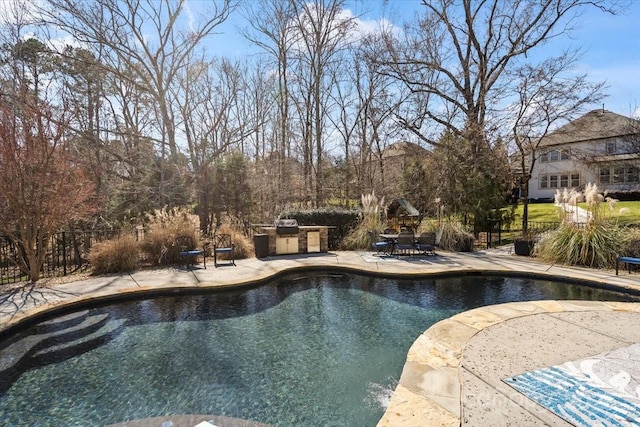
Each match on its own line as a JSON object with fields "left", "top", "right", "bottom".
{"left": 512, "top": 201, "right": 640, "bottom": 226}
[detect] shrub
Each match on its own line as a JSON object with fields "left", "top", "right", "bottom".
{"left": 539, "top": 184, "right": 629, "bottom": 268}
{"left": 537, "top": 222, "right": 625, "bottom": 268}
{"left": 620, "top": 227, "right": 640, "bottom": 257}
{"left": 142, "top": 227, "right": 198, "bottom": 265}
{"left": 89, "top": 235, "right": 139, "bottom": 274}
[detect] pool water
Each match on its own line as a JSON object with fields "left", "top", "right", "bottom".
{"left": 1, "top": 273, "right": 639, "bottom": 426}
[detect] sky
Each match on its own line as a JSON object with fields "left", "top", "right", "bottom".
{"left": 213, "top": 0, "right": 640, "bottom": 118}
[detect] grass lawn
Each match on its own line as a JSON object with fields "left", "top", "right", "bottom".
{"left": 512, "top": 201, "right": 640, "bottom": 226}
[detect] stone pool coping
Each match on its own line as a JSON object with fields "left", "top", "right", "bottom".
{"left": 2, "top": 248, "right": 640, "bottom": 426}
{"left": 376, "top": 299, "right": 640, "bottom": 426}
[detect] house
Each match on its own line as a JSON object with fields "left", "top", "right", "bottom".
{"left": 528, "top": 109, "right": 640, "bottom": 200}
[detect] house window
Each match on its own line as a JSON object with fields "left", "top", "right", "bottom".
{"left": 606, "top": 141, "right": 616, "bottom": 153}
{"left": 541, "top": 149, "right": 569, "bottom": 162}
{"left": 613, "top": 167, "right": 625, "bottom": 183}
{"left": 560, "top": 174, "right": 569, "bottom": 188}
{"left": 539, "top": 174, "right": 548, "bottom": 189}
{"left": 599, "top": 165, "right": 640, "bottom": 184}
{"left": 571, "top": 173, "right": 580, "bottom": 187}
{"left": 539, "top": 172, "right": 580, "bottom": 190}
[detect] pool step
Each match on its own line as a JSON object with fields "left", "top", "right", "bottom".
{"left": 0, "top": 311, "right": 126, "bottom": 392}
{"left": 33, "top": 315, "right": 126, "bottom": 359}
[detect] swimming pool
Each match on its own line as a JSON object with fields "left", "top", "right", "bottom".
{"left": 1, "top": 272, "right": 638, "bottom": 426}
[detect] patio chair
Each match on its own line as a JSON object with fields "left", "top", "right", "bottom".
{"left": 395, "top": 230, "right": 415, "bottom": 256}
{"left": 213, "top": 233, "right": 235, "bottom": 267}
{"left": 415, "top": 232, "right": 436, "bottom": 256}
{"left": 176, "top": 235, "right": 206, "bottom": 269}
{"left": 368, "top": 231, "right": 393, "bottom": 254}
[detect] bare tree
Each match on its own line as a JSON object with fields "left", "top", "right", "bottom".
{"left": 374, "top": 0, "right": 621, "bottom": 224}
{"left": 356, "top": 31, "right": 409, "bottom": 198}
{"left": 287, "top": 0, "right": 355, "bottom": 206}
{"left": 509, "top": 51, "right": 605, "bottom": 231}
{"left": 242, "top": 0, "right": 298, "bottom": 212}
{"left": 0, "top": 95, "right": 95, "bottom": 282}
{"left": 38, "top": 0, "right": 234, "bottom": 204}
{"left": 177, "top": 56, "right": 255, "bottom": 231}
{"left": 377, "top": 0, "right": 622, "bottom": 146}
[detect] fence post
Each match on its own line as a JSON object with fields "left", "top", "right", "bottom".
{"left": 62, "top": 231, "right": 67, "bottom": 276}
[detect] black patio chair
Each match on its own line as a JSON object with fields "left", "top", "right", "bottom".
{"left": 213, "top": 233, "right": 235, "bottom": 267}
{"left": 176, "top": 235, "right": 206, "bottom": 269}
{"left": 415, "top": 232, "right": 436, "bottom": 256}
{"left": 395, "top": 230, "right": 415, "bottom": 256}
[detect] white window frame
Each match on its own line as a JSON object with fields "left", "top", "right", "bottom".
{"left": 539, "top": 174, "right": 548, "bottom": 189}
{"left": 539, "top": 172, "right": 580, "bottom": 190}
{"left": 600, "top": 164, "right": 640, "bottom": 184}
{"left": 570, "top": 173, "right": 580, "bottom": 187}
{"left": 540, "top": 148, "right": 570, "bottom": 163}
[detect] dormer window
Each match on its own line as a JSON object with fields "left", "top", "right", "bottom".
{"left": 540, "top": 149, "right": 570, "bottom": 163}
{"left": 606, "top": 141, "right": 616, "bottom": 153}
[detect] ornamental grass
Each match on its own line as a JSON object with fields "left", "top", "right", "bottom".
{"left": 342, "top": 192, "right": 385, "bottom": 250}
{"left": 538, "top": 183, "right": 629, "bottom": 268}
{"left": 89, "top": 234, "right": 140, "bottom": 274}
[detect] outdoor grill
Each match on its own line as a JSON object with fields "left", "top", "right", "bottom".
{"left": 274, "top": 219, "right": 299, "bottom": 235}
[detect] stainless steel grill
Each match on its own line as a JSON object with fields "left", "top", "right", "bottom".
{"left": 274, "top": 219, "right": 299, "bottom": 235}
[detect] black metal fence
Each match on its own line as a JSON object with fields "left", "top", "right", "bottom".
{"left": 0, "top": 229, "right": 134, "bottom": 284}
{"left": 475, "top": 220, "right": 565, "bottom": 249}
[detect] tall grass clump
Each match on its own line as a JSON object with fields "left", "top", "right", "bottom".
{"left": 342, "top": 192, "right": 385, "bottom": 250}
{"left": 538, "top": 183, "right": 626, "bottom": 268}
{"left": 438, "top": 221, "right": 475, "bottom": 252}
{"left": 89, "top": 235, "right": 140, "bottom": 274}
{"left": 141, "top": 207, "right": 200, "bottom": 265}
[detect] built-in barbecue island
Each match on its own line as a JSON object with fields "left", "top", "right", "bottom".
{"left": 259, "top": 219, "right": 329, "bottom": 256}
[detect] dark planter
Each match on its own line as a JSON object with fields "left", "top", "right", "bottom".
{"left": 514, "top": 238, "right": 535, "bottom": 256}
{"left": 458, "top": 236, "right": 474, "bottom": 252}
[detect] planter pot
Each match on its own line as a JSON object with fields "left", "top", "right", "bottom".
{"left": 458, "top": 237, "right": 474, "bottom": 252}
{"left": 514, "top": 238, "right": 535, "bottom": 256}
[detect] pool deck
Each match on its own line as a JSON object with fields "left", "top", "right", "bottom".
{"left": 2, "top": 247, "right": 640, "bottom": 426}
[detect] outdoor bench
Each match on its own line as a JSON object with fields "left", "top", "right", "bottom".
{"left": 616, "top": 256, "right": 640, "bottom": 275}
